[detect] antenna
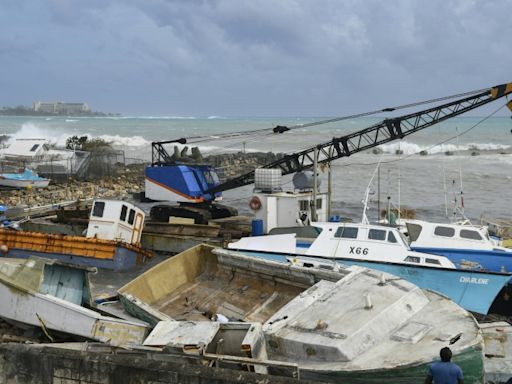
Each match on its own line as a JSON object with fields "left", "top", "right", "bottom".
{"left": 456, "top": 127, "right": 465, "bottom": 216}
{"left": 361, "top": 159, "right": 382, "bottom": 225}
{"left": 398, "top": 141, "right": 401, "bottom": 223}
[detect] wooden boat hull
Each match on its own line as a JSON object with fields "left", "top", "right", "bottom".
{"left": 0, "top": 229, "right": 152, "bottom": 271}
{"left": 0, "top": 257, "right": 148, "bottom": 346}
{"left": 118, "top": 245, "right": 485, "bottom": 383}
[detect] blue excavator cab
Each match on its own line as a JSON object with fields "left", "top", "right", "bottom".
{"left": 144, "top": 163, "right": 221, "bottom": 203}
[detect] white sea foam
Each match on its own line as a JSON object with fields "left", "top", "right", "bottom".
{"left": 118, "top": 116, "right": 197, "bottom": 120}
{"left": 98, "top": 134, "right": 150, "bottom": 147}
{"left": 8, "top": 123, "right": 70, "bottom": 146}
{"left": 377, "top": 141, "right": 511, "bottom": 155}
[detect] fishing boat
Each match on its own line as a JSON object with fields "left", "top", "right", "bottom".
{"left": 227, "top": 222, "right": 511, "bottom": 315}
{"left": 0, "top": 256, "right": 147, "bottom": 346}
{"left": 406, "top": 219, "right": 512, "bottom": 273}
{"left": 0, "top": 168, "right": 50, "bottom": 188}
{"left": 118, "top": 244, "right": 485, "bottom": 383}
{"left": 0, "top": 199, "right": 152, "bottom": 271}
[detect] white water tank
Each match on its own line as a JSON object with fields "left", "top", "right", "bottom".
{"left": 254, "top": 168, "right": 282, "bottom": 192}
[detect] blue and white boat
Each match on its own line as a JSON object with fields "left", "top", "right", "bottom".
{"left": 406, "top": 220, "right": 512, "bottom": 273}
{"left": 0, "top": 168, "right": 49, "bottom": 188}
{"left": 228, "top": 222, "right": 511, "bottom": 315}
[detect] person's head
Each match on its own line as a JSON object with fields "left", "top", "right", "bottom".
{"left": 440, "top": 347, "right": 452, "bottom": 362}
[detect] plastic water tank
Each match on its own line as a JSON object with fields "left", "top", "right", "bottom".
{"left": 293, "top": 171, "right": 321, "bottom": 190}
{"left": 254, "top": 169, "right": 282, "bottom": 192}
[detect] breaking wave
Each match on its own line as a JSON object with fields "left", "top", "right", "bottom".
{"left": 377, "top": 141, "right": 511, "bottom": 155}
{"left": 97, "top": 134, "right": 150, "bottom": 147}
{"left": 6, "top": 123, "right": 70, "bottom": 146}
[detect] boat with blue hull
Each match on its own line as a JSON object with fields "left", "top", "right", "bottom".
{"left": 0, "top": 200, "right": 152, "bottom": 271}
{"left": 228, "top": 222, "right": 512, "bottom": 315}
{"left": 406, "top": 220, "right": 512, "bottom": 274}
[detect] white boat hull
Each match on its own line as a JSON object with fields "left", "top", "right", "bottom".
{"left": 0, "top": 279, "right": 147, "bottom": 346}
{"left": 0, "top": 178, "right": 50, "bottom": 188}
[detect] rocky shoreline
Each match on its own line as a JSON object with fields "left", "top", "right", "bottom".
{"left": 0, "top": 152, "right": 282, "bottom": 209}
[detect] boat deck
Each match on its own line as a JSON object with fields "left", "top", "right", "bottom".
{"left": 118, "top": 244, "right": 345, "bottom": 325}
{"left": 152, "top": 263, "right": 305, "bottom": 323}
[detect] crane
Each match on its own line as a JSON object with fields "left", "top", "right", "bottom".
{"left": 145, "top": 82, "right": 512, "bottom": 223}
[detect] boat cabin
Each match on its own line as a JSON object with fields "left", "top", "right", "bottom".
{"left": 306, "top": 223, "right": 455, "bottom": 268}
{"left": 229, "top": 222, "right": 455, "bottom": 269}
{"left": 405, "top": 220, "right": 500, "bottom": 251}
{"left": 86, "top": 200, "right": 145, "bottom": 245}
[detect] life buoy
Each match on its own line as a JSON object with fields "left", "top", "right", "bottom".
{"left": 249, "top": 196, "right": 262, "bottom": 211}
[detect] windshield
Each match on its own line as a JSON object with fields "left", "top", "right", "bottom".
{"left": 397, "top": 230, "right": 411, "bottom": 250}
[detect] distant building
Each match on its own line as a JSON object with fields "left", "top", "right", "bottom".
{"left": 33, "top": 101, "right": 90, "bottom": 114}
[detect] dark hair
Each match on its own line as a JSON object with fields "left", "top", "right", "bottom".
{"left": 440, "top": 347, "right": 452, "bottom": 362}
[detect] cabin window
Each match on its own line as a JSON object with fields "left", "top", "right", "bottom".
{"left": 299, "top": 200, "right": 309, "bottom": 211}
{"left": 316, "top": 199, "right": 322, "bottom": 209}
{"left": 128, "top": 209, "right": 135, "bottom": 225}
{"left": 404, "top": 256, "right": 420, "bottom": 263}
{"left": 368, "top": 229, "right": 386, "bottom": 241}
{"left": 434, "top": 226, "right": 455, "bottom": 237}
{"left": 426, "top": 258, "right": 441, "bottom": 265}
{"left": 387, "top": 231, "right": 397, "bottom": 243}
{"left": 407, "top": 223, "right": 423, "bottom": 242}
{"left": 460, "top": 229, "right": 483, "bottom": 240}
{"left": 92, "top": 202, "right": 105, "bottom": 218}
{"left": 30, "top": 144, "right": 39, "bottom": 152}
{"left": 203, "top": 170, "right": 215, "bottom": 185}
{"left": 334, "top": 226, "right": 358, "bottom": 239}
{"left": 120, "top": 205, "right": 128, "bottom": 221}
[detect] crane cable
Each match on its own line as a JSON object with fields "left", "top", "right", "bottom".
{"left": 183, "top": 87, "right": 490, "bottom": 156}
{"left": 218, "top": 100, "right": 507, "bottom": 206}
{"left": 181, "top": 87, "right": 489, "bottom": 146}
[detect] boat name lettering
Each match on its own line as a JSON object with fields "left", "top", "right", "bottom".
{"left": 349, "top": 247, "right": 369, "bottom": 255}
{"left": 459, "top": 276, "right": 489, "bottom": 285}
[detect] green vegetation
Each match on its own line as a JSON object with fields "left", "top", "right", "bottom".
{"left": 65, "top": 136, "right": 112, "bottom": 151}
{"left": 0, "top": 105, "right": 119, "bottom": 117}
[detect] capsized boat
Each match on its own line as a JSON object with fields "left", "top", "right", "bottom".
{"left": 406, "top": 219, "right": 512, "bottom": 273}
{"left": 117, "top": 245, "right": 484, "bottom": 383}
{"left": 0, "top": 199, "right": 152, "bottom": 271}
{"left": 228, "top": 222, "right": 512, "bottom": 315}
{"left": 0, "top": 256, "right": 147, "bottom": 346}
{"left": 0, "top": 168, "right": 50, "bottom": 188}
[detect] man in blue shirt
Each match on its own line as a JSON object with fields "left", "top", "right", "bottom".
{"left": 425, "top": 347, "right": 464, "bottom": 384}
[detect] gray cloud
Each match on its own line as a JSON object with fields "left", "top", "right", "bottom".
{"left": 1, "top": 0, "right": 511, "bottom": 115}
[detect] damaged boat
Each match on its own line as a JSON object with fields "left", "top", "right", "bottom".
{"left": 0, "top": 199, "right": 152, "bottom": 271}
{"left": 118, "top": 244, "right": 485, "bottom": 383}
{"left": 0, "top": 256, "right": 147, "bottom": 346}
{"left": 228, "top": 222, "right": 512, "bottom": 315}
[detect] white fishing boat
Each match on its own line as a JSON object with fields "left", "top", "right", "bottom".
{"left": 118, "top": 244, "right": 485, "bottom": 383}
{"left": 406, "top": 219, "right": 512, "bottom": 273}
{"left": 0, "top": 257, "right": 148, "bottom": 346}
{"left": 228, "top": 222, "right": 511, "bottom": 315}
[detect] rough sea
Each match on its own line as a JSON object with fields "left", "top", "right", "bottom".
{"left": 0, "top": 115, "right": 510, "bottom": 223}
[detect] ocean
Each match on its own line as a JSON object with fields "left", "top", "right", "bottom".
{"left": 0, "top": 115, "right": 511, "bottom": 223}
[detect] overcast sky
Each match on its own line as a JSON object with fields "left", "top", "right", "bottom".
{"left": 1, "top": 0, "right": 511, "bottom": 116}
